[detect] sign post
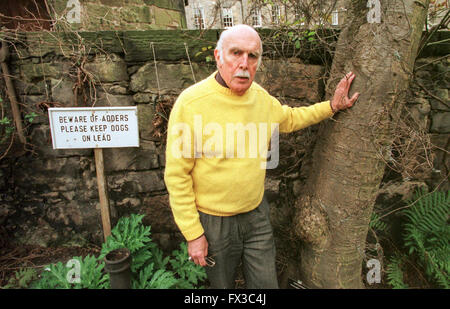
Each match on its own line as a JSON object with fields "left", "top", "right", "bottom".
{"left": 94, "top": 148, "right": 111, "bottom": 241}
{"left": 48, "top": 106, "right": 139, "bottom": 242}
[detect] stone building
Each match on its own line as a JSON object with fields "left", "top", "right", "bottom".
{"left": 183, "top": 0, "right": 449, "bottom": 30}
{"left": 184, "top": 0, "right": 347, "bottom": 30}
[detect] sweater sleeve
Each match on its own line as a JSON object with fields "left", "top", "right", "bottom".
{"left": 273, "top": 98, "right": 334, "bottom": 133}
{"left": 164, "top": 100, "right": 204, "bottom": 241}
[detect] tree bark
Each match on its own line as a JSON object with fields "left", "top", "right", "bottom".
{"left": 293, "top": 0, "right": 430, "bottom": 288}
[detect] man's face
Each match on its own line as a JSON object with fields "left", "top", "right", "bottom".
{"left": 215, "top": 29, "right": 261, "bottom": 96}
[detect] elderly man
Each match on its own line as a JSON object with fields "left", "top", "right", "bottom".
{"left": 164, "top": 24, "right": 359, "bottom": 288}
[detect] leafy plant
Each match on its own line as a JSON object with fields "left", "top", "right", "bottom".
{"left": 3, "top": 268, "right": 38, "bottom": 289}
{"left": 403, "top": 188, "right": 449, "bottom": 288}
{"left": 169, "top": 242, "right": 207, "bottom": 288}
{"left": 33, "top": 255, "right": 109, "bottom": 289}
{"left": 33, "top": 261, "right": 72, "bottom": 289}
{"left": 99, "top": 214, "right": 156, "bottom": 273}
{"left": 100, "top": 213, "right": 206, "bottom": 289}
{"left": 0, "top": 97, "right": 38, "bottom": 145}
{"left": 24, "top": 112, "right": 38, "bottom": 123}
{"left": 386, "top": 255, "right": 409, "bottom": 289}
{"left": 30, "top": 213, "right": 207, "bottom": 289}
{"left": 287, "top": 30, "right": 316, "bottom": 49}
{"left": 194, "top": 46, "right": 214, "bottom": 62}
{"left": 0, "top": 116, "right": 14, "bottom": 143}
{"left": 132, "top": 263, "right": 177, "bottom": 289}
{"left": 369, "top": 212, "right": 387, "bottom": 232}
{"left": 386, "top": 189, "right": 449, "bottom": 288}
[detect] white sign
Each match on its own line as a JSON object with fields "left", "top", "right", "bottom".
{"left": 48, "top": 106, "right": 139, "bottom": 149}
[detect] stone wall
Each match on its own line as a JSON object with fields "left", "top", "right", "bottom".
{"left": 0, "top": 30, "right": 448, "bottom": 254}
{"left": 0, "top": 30, "right": 328, "bottom": 251}
{"left": 409, "top": 56, "right": 449, "bottom": 191}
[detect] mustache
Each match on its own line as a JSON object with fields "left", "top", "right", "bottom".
{"left": 233, "top": 70, "right": 250, "bottom": 79}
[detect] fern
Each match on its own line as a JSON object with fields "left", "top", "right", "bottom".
{"left": 369, "top": 212, "right": 387, "bottom": 232}
{"left": 403, "top": 188, "right": 449, "bottom": 288}
{"left": 386, "top": 255, "right": 409, "bottom": 289}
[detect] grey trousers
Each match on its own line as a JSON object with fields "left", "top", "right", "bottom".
{"left": 198, "top": 196, "right": 279, "bottom": 289}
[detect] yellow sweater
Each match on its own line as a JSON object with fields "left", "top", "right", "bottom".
{"left": 164, "top": 72, "right": 334, "bottom": 241}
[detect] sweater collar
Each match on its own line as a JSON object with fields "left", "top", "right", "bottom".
{"left": 215, "top": 71, "right": 228, "bottom": 88}
{"left": 211, "top": 71, "right": 253, "bottom": 98}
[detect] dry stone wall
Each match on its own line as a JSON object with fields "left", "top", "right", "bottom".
{"left": 0, "top": 30, "right": 448, "bottom": 253}
{"left": 0, "top": 31, "right": 328, "bottom": 250}
{"left": 48, "top": 0, "right": 187, "bottom": 30}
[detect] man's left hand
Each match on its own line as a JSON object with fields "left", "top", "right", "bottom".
{"left": 330, "top": 71, "right": 360, "bottom": 113}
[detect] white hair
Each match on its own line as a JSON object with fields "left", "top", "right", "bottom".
{"left": 215, "top": 25, "right": 263, "bottom": 69}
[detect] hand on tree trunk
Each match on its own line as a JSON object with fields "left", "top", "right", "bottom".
{"left": 330, "top": 72, "right": 360, "bottom": 113}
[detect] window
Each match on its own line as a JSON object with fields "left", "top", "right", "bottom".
{"left": 332, "top": 10, "right": 339, "bottom": 26}
{"left": 251, "top": 8, "right": 262, "bottom": 28}
{"left": 222, "top": 8, "right": 233, "bottom": 28}
{"left": 193, "top": 7, "right": 205, "bottom": 29}
{"left": 271, "top": 4, "right": 280, "bottom": 25}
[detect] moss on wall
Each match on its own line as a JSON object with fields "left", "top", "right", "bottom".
{"left": 47, "top": 0, "right": 187, "bottom": 30}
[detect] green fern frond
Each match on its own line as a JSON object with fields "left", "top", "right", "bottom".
{"left": 386, "top": 255, "right": 409, "bottom": 289}
{"left": 402, "top": 189, "right": 450, "bottom": 288}
{"left": 369, "top": 212, "right": 387, "bottom": 232}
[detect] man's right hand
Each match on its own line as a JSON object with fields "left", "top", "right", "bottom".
{"left": 188, "top": 234, "right": 208, "bottom": 266}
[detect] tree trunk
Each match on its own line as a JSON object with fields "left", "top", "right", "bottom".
{"left": 293, "top": 0, "right": 430, "bottom": 288}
